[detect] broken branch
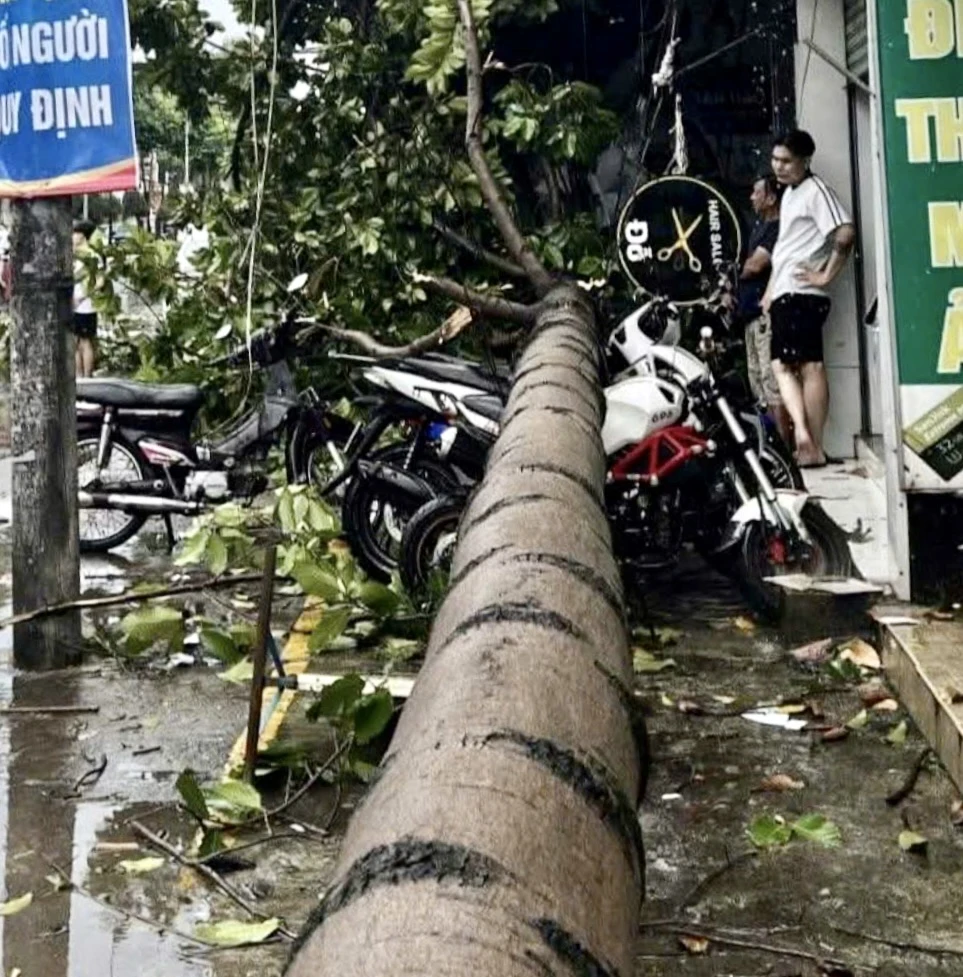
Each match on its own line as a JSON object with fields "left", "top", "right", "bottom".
{"left": 829, "top": 922, "right": 963, "bottom": 958}
{"left": 130, "top": 820, "right": 293, "bottom": 939}
{"left": 455, "top": 0, "right": 554, "bottom": 294}
{"left": 431, "top": 221, "right": 528, "bottom": 279}
{"left": 418, "top": 275, "right": 537, "bottom": 324}
{"left": 885, "top": 748, "right": 933, "bottom": 806}
{"left": 0, "top": 705, "right": 100, "bottom": 716}
{"left": 678, "top": 849, "right": 758, "bottom": 909}
{"left": 0, "top": 574, "right": 267, "bottom": 631}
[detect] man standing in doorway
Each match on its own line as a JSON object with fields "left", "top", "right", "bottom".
{"left": 763, "top": 129, "right": 855, "bottom": 468}
{"left": 738, "top": 174, "right": 791, "bottom": 445}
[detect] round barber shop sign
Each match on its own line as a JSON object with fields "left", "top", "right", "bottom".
{"left": 616, "top": 176, "right": 742, "bottom": 305}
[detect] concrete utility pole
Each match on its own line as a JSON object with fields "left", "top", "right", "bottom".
{"left": 9, "top": 198, "right": 81, "bottom": 669}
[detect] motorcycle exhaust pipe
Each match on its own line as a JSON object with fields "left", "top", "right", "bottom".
{"left": 78, "top": 491, "right": 205, "bottom": 515}
{"left": 356, "top": 460, "right": 437, "bottom": 508}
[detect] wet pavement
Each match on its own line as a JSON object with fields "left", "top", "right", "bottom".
{"left": 0, "top": 470, "right": 956, "bottom": 975}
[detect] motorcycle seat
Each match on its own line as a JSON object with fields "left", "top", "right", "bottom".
{"left": 462, "top": 393, "right": 504, "bottom": 423}
{"left": 77, "top": 378, "right": 204, "bottom": 410}
{"left": 389, "top": 355, "right": 511, "bottom": 397}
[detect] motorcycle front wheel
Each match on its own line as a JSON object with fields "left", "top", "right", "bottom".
{"left": 78, "top": 435, "right": 150, "bottom": 553}
{"left": 736, "top": 502, "right": 854, "bottom": 620}
{"left": 341, "top": 444, "right": 458, "bottom": 581}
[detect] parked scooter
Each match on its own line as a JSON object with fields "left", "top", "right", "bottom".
{"left": 76, "top": 305, "right": 354, "bottom": 553}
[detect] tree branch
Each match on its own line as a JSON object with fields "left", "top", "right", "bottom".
{"left": 456, "top": 0, "right": 554, "bottom": 295}
{"left": 419, "top": 275, "right": 536, "bottom": 324}
{"left": 431, "top": 220, "right": 527, "bottom": 279}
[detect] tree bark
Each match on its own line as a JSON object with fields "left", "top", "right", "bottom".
{"left": 287, "top": 284, "right": 644, "bottom": 977}
{"left": 9, "top": 198, "right": 81, "bottom": 669}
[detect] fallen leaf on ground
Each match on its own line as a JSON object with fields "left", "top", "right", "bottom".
{"left": 712, "top": 695, "right": 737, "bottom": 705}
{"left": 805, "top": 698, "right": 825, "bottom": 718}
{"left": 677, "top": 700, "right": 704, "bottom": 714}
{"left": 194, "top": 918, "right": 280, "bottom": 947}
{"left": 660, "top": 694, "right": 674, "bottom": 708}
{"left": 632, "top": 649, "right": 676, "bottom": 674}
{"left": 872, "top": 698, "right": 899, "bottom": 712}
{"left": 45, "top": 874, "right": 69, "bottom": 892}
{"left": 792, "top": 813, "right": 842, "bottom": 848}
{"left": 678, "top": 934, "right": 709, "bottom": 955}
{"left": 0, "top": 893, "right": 32, "bottom": 917}
{"left": 858, "top": 681, "right": 890, "bottom": 706}
{"left": 838, "top": 638, "right": 882, "bottom": 671}
{"left": 118, "top": 857, "right": 165, "bottom": 875}
{"left": 732, "top": 615, "right": 756, "bottom": 633}
{"left": 760, "top": 773, "right": 805, "bottom": 792}
{"left": 887, "top": 720, "right": 908, "bottom": 745}
{"left": 898, "top": 830, "right": 928, "bottom": 853}
{"left": 747, "top": 813, "right": 792, "bottom": 849}
{"left": 790, "top": 638, "right": 835, "bottom": 665}
{"left": 778, "top": 703, "right": 808, "bottom": 715}
{"left": 822, "top": 726, "right": 850, "bottom": 743}
{"left": 845, "top": 709, "right": 869, "bottom": 730}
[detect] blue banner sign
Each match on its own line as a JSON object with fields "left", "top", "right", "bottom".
{"left": 0, "top": 0, "right": 137, "bottom": 197}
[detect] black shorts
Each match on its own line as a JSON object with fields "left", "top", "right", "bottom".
{"left": 769, "top": 294, "right": 831, "bottom": 365}
{"left": 72, "top": 312, "right": 97, "bottom": 340}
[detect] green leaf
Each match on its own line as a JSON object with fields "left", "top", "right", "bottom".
{"left": 277, "top": 492, "right": 296, "bottom": 534}
{"left": 199, "top": 628, "right": 241, "bottom": 665}
{"left": 357, "top": 582, "right": 400, "bottom": 617}
{"left": 887, "top": 720, "right": 908, "bottom": 745}
{"left": 194, "top": 918, "right": 280, "bottom": 947}
{"left": 791, "top": 814, "right": 842, "bottom": 848}
{"left": 632, "top": 649, "right": 677, "bottom": 674}
{"left": 0, "top": 893, "right": 32, "bottom": 917}
{"left": 219, "top": 659, "right": 254, "bottom": 684}
{"left": 846, "top": 709, "right": 869, "bottom": 730}
{"left": 120, "top": 605, "right": 184, "bottom": 655}
{"left": 175, "top": 527, "right": 211, "bottom": 566}
{"left": 350, "top": 758, "right": 378, "bottom": 783}
{"left": 229, "top": 623, "right": 257, "bottom": 651}
{"left": 308, "top": 674, "right": 365, "bottom": 721}
{"left": 118, "top": 857, "right": 165, "bottom": 875}
{"left": 203, "top": 779, "right": 263, "bottom": 823}
{"left": 206, "top": 534, "right": 229, "bottom": 576}
{"left": 898, "top": 830, "right": 928, "bottom": 853}
{"left": 213, "top": 505, "right": 246, "bottom": 529}
{"left": 354, "top": 690, "right": 394, "bottom": 744}
{"left": 309, "top": 607, "right": 353, "bottom": 653}
{"left": 293, "top": 562, "right": 341, "bottom": 601}
{"left": 198, "top": 829, "right": 225, "bottom": 859}
{"left": 175, "top": 770, "right": 210, "bottom": 822}
{"left": 747, "top": 814, "right": 792, "bottom": 849}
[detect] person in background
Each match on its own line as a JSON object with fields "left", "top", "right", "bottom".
{"left": 72, "top": 219, "right": 98, "bottom": 377}
{"left": 763, "top": 129, "right": 855, "bottom": 468}
{"left": 737, "top": 174, "right": 791, "bottom": 445}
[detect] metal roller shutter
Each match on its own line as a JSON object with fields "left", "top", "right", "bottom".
{"left": 845, "top": 0, "right": 869, "bottom": 80}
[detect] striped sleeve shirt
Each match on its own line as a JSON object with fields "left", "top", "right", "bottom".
{"left": 769, "top": 173, "right": 852, "bottom": 300}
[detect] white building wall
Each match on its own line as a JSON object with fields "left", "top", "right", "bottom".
{"left": 794, "top": 0, "right": 862, "bottom": 458}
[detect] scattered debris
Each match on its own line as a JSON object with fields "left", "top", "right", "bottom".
{"left": 872, "top": 698, "right": 899, "bottom": 712}
{"left": 193, "top": 917, "right": 281, "bottom": 947}
{"left": 845, "top": 710, "right": 869, "bottom": 730}
{"left": 858, "top": 681, "right": 890, "bottom": 706}
{"left": 0, "top": 893, "right": 32, "bottom": 917}
{"left": 741, "top": 707, "right": 808, "bottom": 731}
{"left": 72, "top": 754, "right": 108, "bottom": 793}
{"left": 732, "top": 616, "right": 756, "bottom": 633}
{"left": 759, "top": 773, "right": 806, "bottom": 792}
{"left": 117, "top": 857, "right": 165, "bottom": 876}
{"left": 925, "top": 610, "right": 956, "bottom": 622}
{"left": 951, "top": 800, "right": 963, "bottom": 827}
{"left": 790, "top": 637, "right": 836, "bottom": 665}
{"left": 821, "top": 726, "right": 850, "bottom": 743}
{"left": 678, "top": 934, "right": 709, "bottom": 955}
{"left": 942, "top": 684, "right": 963, "bottom": 705}
{"left": 898, "top": 830, "right": 928, "bottom": 854}
{"left": 0, "top": 705, "right": 100, "bottom": 716}
{"left": 886, "top": 749, "right": 933, "bottom": 806}
{"left": 632, "top": 648, "right": 676, "bottom": 674}
{"left": 887, "top": 721, "right": 909, "bottom": 745}
{"left": 748, "top": 813, "right": 842, "bottom": 850}
{"left": 838, "top": 639, "right": 882, "bottom": 671}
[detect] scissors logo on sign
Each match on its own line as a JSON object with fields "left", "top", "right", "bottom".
{"left": 657, "top": 208, "right": 703, "bottom": 273}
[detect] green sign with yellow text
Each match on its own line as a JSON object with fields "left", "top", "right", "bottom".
{"left": 877, "top": 0, "right": 963, "bottom": 385}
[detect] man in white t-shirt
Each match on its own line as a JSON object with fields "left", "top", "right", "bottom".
{"left": 762, "top": 129, "right": 855, "bottom": 468}
{"left": 73, "top": 220, "right": 98, "bottom": 377}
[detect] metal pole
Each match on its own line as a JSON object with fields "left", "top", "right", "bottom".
{"left": 244, "top": 545, "right": 277, "bottom": 782}
{"left": 9, "top": 197, "right": 81, "bottom": 668}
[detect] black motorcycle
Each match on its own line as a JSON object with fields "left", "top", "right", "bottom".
{"left": 76, "top": 316, "right": 354, "bottom": 552}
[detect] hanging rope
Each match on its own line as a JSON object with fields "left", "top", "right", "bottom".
{"left": 668, "top": 93, "right": 688, "bottom": 174}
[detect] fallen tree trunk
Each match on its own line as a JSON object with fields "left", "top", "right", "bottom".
{"left": 287, "top": 284, "right": 645, "bottom": 976}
